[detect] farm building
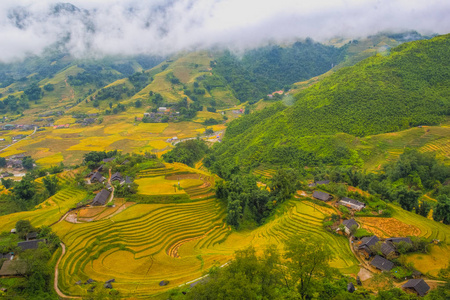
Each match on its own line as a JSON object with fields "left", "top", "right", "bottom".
{"left": 102, "top": 157, "right": 115, "bottom": 163}
{"left": 402, "top": 279, "right": 430, "bottom": 296}
{"left": 0, "top": 260, "right": 27, "bottom": 276}
{"left": 342, "top": 219, "right": 359, "bottom": 235}
{"left": 370, "top": 255, "right": 394, "bottom": 272}
{"left": 26, "top": 232, "right": 38, "bottom": 241}
{"left": 312, "top": 191, "right": 333, "bottom": 202}
{"left": 347, "top": 282, "right": 355, "bottom": 293}
{"left": 111, "top": 172, "right": 123, "bottom": 183}
{"left": 90, "top": 172, "right": 105, "bottom": 183}
{"left": 158, "top": 107, "right": 168, "bottom": 112}
{"left": 17, "top": 239, "right": 46, "bottom": 251}
{"left": 358, "top": 235, "right": 379, "bottom": 257}
{"left": 308, "top": 180, "right": 330, "bottom": 187}
{"left": 380, "top": 241, "right": 396, "bottom": 257}
{"left": 92, "top": 189, "right": 111, "bottom": 206}
{"left": 123, "top": 176, "right": 133, "bottom": 185}
{"left": 339, "top": 197, "right": 365, "bottom": 211}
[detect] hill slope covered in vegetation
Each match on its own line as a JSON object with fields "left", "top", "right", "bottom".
{"left": 207, "top": 34, "right": 450, "bottom": 171}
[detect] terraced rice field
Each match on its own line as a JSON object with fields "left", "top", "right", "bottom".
{"left": 390, "top": 204, "right": 450, "bottom": 244}
{"left": 0, "top": 187, "right": 87, "bottom": 232}
{"left": 135, "top": 163, "right": 215, "bottom": 199}
{"left": 420, "top": 136, "right": 450, "bottom": 159}
{"left": 54, "top": 199, "right": 359, "bottom": 297}
{"left": 253, "top": 167, "right": 277, "bottom": 178}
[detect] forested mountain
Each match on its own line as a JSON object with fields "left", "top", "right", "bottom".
{"left": 212, "top": 40, "right": 347, "bottom": 103}
{"left": 207, "top": 34, "right": 450, "bottom": 171}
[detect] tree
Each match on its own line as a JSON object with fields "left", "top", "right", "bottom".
{"left": 43, "top": 83, "right": 54, "bottom": 91}
{"left": 1, "top": 177, "right": 14, "bottom": 189}
{"left": 417, "top": 201, "right": 432, "bottom": 217}
{"left": 22, "top": 156, "right": 34, "bottom": 170}
{"left": 433, "top": 195, "right": 450, "bottom": 224}
{"left": 15, "top": 220, "right": 34, "bottom": 239}
{"left": 0, "top": 157, "right": 6, "bottom": 167}
{"left": 394, "top": 186, "right": 421, "bottom": 212}
{"left": 43, "top": 175, "right": 59, "bottom": 196}
{"left": 284, "top": 234, "right": 334, "bottom": 299}
{"left": 269, "top": 169, "right": 298, "bottom": 202}
{"left": 134, "top": 99, "right": 142, "bottom": 108}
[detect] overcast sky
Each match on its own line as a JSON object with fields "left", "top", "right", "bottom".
{"left": 0, "top": 0, "right": 449, "bottom": 62}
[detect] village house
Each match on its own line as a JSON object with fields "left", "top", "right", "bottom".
{"left": 90, "top": 172, "right": 106, "bottom": 184}
{"left": 26, "top": 232, "right": 38, "bottom": 241}
{"left": 17, "top": 239, "right": 46, "bottom": 251}
{"left": 312, "top": 191, "right": 333, "bottom": 202}
{"left": 102, "top": 157, "right": 115, "bottom": 163}
{"left": 358, "top": 235, "right": 379, "bottom": 257}
{"left": 402, "top": 279, "right": 430, "bottom": 297}
{"left": 380, "top": 241, "right": 396, "bottom": 257}
{"left": 341, "top": 219, "right": 359, "bottom": 235}
{"left": 308, "top": 180, "right": 330, "bottom": 187}
{"left": 339, "top": 197, "right": 366, "bottom": 211}
{"left": 110, "top": 172, "right": 123, "bottom": 183}
{"left": 370, "top": 255, "right": 394, "bottom": 272}
{"left": 92, "top": 189, "right": 111, "bottom": 206}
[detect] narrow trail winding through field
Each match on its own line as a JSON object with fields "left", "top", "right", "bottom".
{"left": 107, "top": 168, "right": 115, "bottom": 204}
{"left": 0, "top": 126, "right": 37, "bottom": 152}
{"left": 54, "top": 242, "right": 81, "bottom": 299}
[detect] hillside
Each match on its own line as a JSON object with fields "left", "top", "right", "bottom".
{"left": 208, "top": 34, "right": 450, "bottom": 170}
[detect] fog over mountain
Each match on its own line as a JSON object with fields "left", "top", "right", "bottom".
{"left": 1, "top": 0, "right": 449, "bottom": 62}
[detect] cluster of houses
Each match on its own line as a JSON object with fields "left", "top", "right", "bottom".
{"left": 309, "top": 180, "right": 367, "bottom": 212}
{"left": 142, "top": 107, "right": 180, "bottom": 123}
{"left": 86, "top": 158, "right": 134, "bottom": 206}
{"left": 2, "top": 154, "right": 28, "bottom": 171}
{"left": 53, "top": 124, "right": 70, "bottom": 129}
{"left": 337, "top": 219, "right": 431, "bottom": 297}
{"left": 1, "top": 124, "right": 36, "bottom": 131}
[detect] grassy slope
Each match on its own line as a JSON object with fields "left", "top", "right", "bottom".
{"left": 211, "top": 34, "right": 450, "bottom": 169}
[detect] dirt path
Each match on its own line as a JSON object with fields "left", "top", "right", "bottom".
{"left": 107, "top": 168, "right": 115, "bottom": 204}
{"left": 54, "top": 242, "right": 81, "bottom": 299}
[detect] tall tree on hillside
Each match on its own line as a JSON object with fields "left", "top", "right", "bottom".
{"left": 433, "top": 195, "right": 450, "bottom": 224}
{"left": 43, "top": 175, "right": 59, "bottom": 196}
{"left": 284, "top": 234, "right": 334, "bottom": 300}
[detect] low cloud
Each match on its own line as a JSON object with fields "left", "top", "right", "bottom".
{"left": 0, "top": 0, "right": 449, "bottom": 62}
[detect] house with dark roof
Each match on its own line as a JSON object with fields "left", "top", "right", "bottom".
{"left": 402, "top": 279, "right": 430, "bottom": 296}
{"left": 17, "top": 239, "right": 46, "bottom": 251}
{"left": 121, "top": 176, "right": 133, "bottom": 186}
{"left": 347, "top": 282, "right": 355, "bottom": 293}
{"left": 0, "top": 260, "right": 27, "bottom": 276}
{"left": 26, "top": 232, "right": 38, "bottom": 241}
{"left": 358, "top": 235, "right": 379, "bottom": 257}
{"left": 308, "top": 180, "right": 330, "bottom": 187}
{"left": 102, "top": 157, "right": 114, "bottom": 163}
{"left": 110, "top": 172, "right": 123, "bottom": 183}
{"left": 370, "top": 255, "right": 394, "bottom": 272}
{"left": 380, "top": 242, "right": 396, "bottom": 257}
{"left": 339, "top": 197, "right": 365, "bottom": 211}
{"left": 342, "top": 219, "right": 359, "bottom": 235}
{"left": 312, "top": 191, "right": 333, "bottom": 202}
{"left": 92, "top": 189, "right": 111, "bottom": 206}
{"left": 386, "top": 237, "right": 412, "bottom": 245}
{"left": 90, "top": 172, "right": 105, "bottom": 183}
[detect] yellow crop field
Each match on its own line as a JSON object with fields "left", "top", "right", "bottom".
{"left": 406, "top": 245, "right": 449, "bottom": 276}
{"left": 0, "top": 188, "right": 86, "bottom": 232}
{"left": 148, "top": 140, "right": 169, "bottom": 150}
{"left": 36, "top": 153, "right": 65, "bottom": 167}
{"left": 135, "top": 176, "right": 192, "bottom": 195}
{"left": 54, "top": 198, "right": 359, "bottom": 298}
